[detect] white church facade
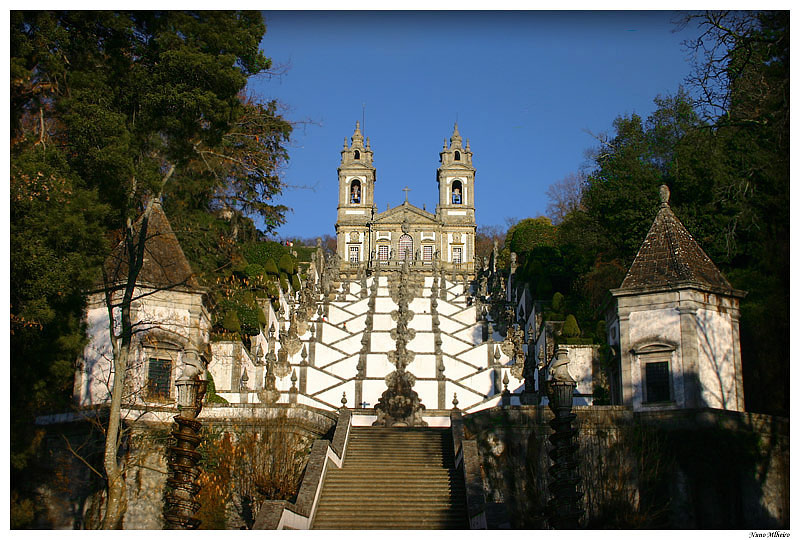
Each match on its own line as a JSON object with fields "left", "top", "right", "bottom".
{"left": 335, "top": 122, "right": 477, "bottom": 277}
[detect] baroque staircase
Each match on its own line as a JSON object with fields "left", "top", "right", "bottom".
{"left": 312, "top": 426, "right": 468, "bottom": 529}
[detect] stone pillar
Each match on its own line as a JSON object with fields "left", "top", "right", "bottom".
{"left": 729, "top": 308, "right": 745, "bottom": 411}
{"left": 617, "top": 311, "right": 633, "bottom": 406}
{"left": 678, "top": 305, "right": 700, "bottom": 408}
{"left": 164, "top": 377, "right": 207, "bottom": 530}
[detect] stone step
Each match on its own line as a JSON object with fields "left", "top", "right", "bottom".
{"left": 316, "top": 499, "right": 463, "bottom": 509}
{"left": 321, "top": 480, "right": 461, "bottom": 489}
{"left": 340, "top": 463, "right": 454, "bottom": 470}
{"left": 313, "top": 519, "right": 467, "bottom": 529}
{"left": 312, "top": 426, "right": 465, "bottom": 530}
{"left": 323, "top": 482, "right": 459, "bottom": 498}
{"left": 316, "top": 495, "right": 464, "bottom": 504}
{"left": 314, "top": 510, "right": 464, "bottom": 520}
{"left": 343, "top": 455, "right": 451, "bottom": 462}
{"left": 345, "top": 448, "right": 448, "bottom": 455}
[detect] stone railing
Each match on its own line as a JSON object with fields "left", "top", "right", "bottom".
{"left": 450, "top": 409, "right": 488, "bottom": 529}
{"left": 253, "top": 408, "right": 352, "bottom": 529}
{"left": 341, "top": 259, "right": 474, "bottom": 274}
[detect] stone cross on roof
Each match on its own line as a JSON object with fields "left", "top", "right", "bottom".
{"left": 402, "top": 186, "right": 411, "bottom": 203}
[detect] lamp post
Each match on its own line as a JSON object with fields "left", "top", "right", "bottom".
{"left": 164, "top": 369, "right": 207, "bottom": 530}
{"left": 546, "top": 347, "right": 582, "bottom": 529}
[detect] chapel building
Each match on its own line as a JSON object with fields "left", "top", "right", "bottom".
{"left": 335, "top": 122, "right": 476, "bottom": 277}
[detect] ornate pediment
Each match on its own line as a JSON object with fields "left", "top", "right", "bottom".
{"left": 373, "top": 203, "right": 437, "bottom": 226}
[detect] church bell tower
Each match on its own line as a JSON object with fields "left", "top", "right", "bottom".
{"left": 436, "top": 123, "right": 476, "bottom": 268}
{"left": 336, "top": 122, "right": 375, "bottom": 264}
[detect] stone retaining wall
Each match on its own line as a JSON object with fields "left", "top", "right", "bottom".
{"left": 464, "top": 406, "right": 788, "bottom": 529}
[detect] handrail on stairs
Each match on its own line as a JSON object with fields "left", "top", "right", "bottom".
{"left": 253, "top": 408, "right": 352, "bottom": 529}
{"left": 450, "top": 409, "right": 488, "bottom": 529}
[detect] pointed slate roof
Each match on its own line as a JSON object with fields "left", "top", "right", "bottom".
{"left": 104, "top": 200, "right": 199, "bottom": 289}
{"left": 619, "top": 185, "right": 734, "bottom": 293}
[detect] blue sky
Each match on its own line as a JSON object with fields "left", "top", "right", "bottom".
{"left": 249, "top": 10, "right": 699, "bottom": 240}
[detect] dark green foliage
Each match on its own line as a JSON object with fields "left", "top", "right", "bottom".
{"left": 264, "top": 259, "right": 280, "bottom": 276}
{"left": 244, "top": 264, "right": 265, "bottom": 280}
{"left": 222, "top": 310, "right": 241, "bottom": 334}
{"left": 291, "top": 274, "right": 301, "bottom": 292}
{"left": 551, "top": 292, "right": 565, "bottom": 314}
{"left": 562, "top": 314, "right": 580, "bottom": 338}
{"left": 243, "top": 241, "right": 290, "bottom": 269}
{"left": 507, "top": 217, "right": 557, "bottom": 254}
{"left": 279, "top": 253, "right": 296, "bottom": 275}
{"left": 293, "top": 245, "right": 315, "bottom": 263}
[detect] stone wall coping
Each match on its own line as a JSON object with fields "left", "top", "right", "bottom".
{"left": 451, "top": 410, "right": 488, "bottom": 529}
{"left": 461, "top": 406, "right": 788, "bottom": 440}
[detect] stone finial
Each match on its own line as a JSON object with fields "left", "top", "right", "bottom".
{"left": 659, "top": 184, "right": 670, "bottom": 206}
{"left": 503, "top": 371, "right": 509, "bottom": 391}
{"left": 451, "top": 122, "right": 462, "bottom": 147}
{"left": 452, "top": 393, "right": 459, "bottom": 409}
{"left": 550, "top": 346, "right": 575, "bottom": 383}
{"left": 494, "top": 345, "right": 502, "bottom": 363}
{"left": 366, "top": 137, "right": 371, "bottom": 150}
{"left": 341, "top": 392, "right": 348, "bottom": 408}
{"left": 290, "top": 369, "right": 298, "bottom": 387}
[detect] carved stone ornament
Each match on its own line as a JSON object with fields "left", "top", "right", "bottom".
{"left": 452, "top": 232, "right": 461, "bottom": 244}
{"left": 275, "top": 346, "right": 291, "bottom": 379}
{"left": 349, "top": 231, "right": 360, "bottom": 243}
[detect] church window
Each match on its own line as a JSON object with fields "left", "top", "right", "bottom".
{"left": 454, "top": 151, "right": 461, "bottom": 161}
{"left": 349, "top": 246, "right": 360, "bottom": 264}
{"left": 644, "top": 361, "right": 671, "bottom": 403}
{"left": 422, "top": 245, "right": 433, "bottom": 262}
{"left": 350, "top": 180, "right": 361, "bottom": 204}
{"left": 635, "top": 344, "right": 674, "bottom": 405}
{"left": 452, "top": 180, "right": 463, "bottom": 205}
{"left": 378, "top": 244, "right": 389, "bottom": 261}
{"left": 147, "top": 356, "right": 173, "bottom": 401}
{"left": 452, "top": 246, "right": 462, "bottom": 265}
{"left": 399, "top": 234, "right": 413, "bottom": 261}
{"left": 354, "top": 150, "right": 360, "bottom": 160}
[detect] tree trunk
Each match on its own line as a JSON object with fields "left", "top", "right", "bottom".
{"left": 101, "top": 341, "right": 130, "bottom": 529}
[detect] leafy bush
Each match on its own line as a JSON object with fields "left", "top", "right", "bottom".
{"left": 264, "top": 259, "right": 279, "bottom": 276}
{"left": 552, "top": 292, "right": 565, "bottom": 313}
{"left": 279, "top": 253, "right": 296, "bottom": 275}
{"left": 291, "top": 274, "right": 301, "bottom": 291}
{"left": 244, "top": 263, "right": 265, "bottom": 280}
{"left": 562, "top": 314, "right": 581, "bottom": 338}
{"left": 222, "top": 310, "right": 241, "bottom": 333}
{"left": 242, "top": 241, "right": 289, "bottom": 268}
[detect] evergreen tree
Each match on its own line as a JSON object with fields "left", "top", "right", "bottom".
{"left": 10, "top": 10, "right": 292, "bottom": 527}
